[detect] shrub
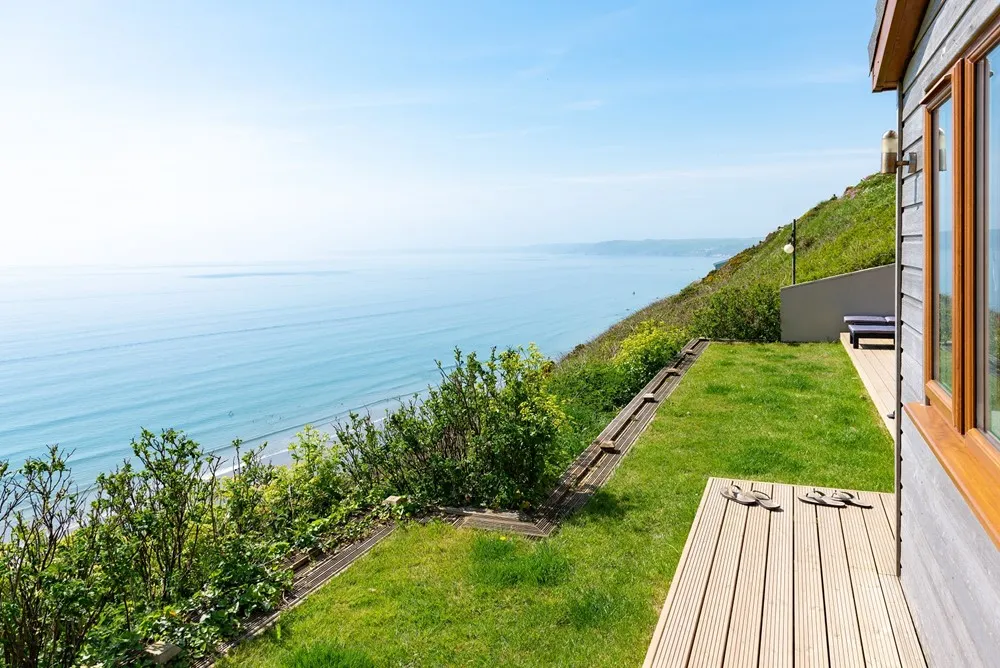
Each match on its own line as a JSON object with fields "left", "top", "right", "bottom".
{"left": 0, "top": 448, "right": 114, "bottom": 668}
{"left": 548, "top": 320, "right": 686, "bottom": 425}
{"left": 266, "top": 427, "right": 348, "bottom": 546}
{"left": 691, "top": 284, "right": 781, "bottom": 342}
{"left": 614, "top": 320, "right": 687, "bottom": 388}
{"left": 336, "top": 346, "right": 565, "bottom": 509}
{"left": 87, "top": 430, "right": 293, "bottom": 661}
{"left": 546, "top": 360, "right": 633, "bottom": 415}
{"left": 0, "top": 347, "right": 570, "bottom": 665}
{"left": 95, "top": 429, "right": 226, "bottom": 608}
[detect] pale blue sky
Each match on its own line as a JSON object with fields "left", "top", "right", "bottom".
{"left": 0, "top": 1, "right": 893, "bottom": 265}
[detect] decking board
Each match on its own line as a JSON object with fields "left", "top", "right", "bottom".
{"left": 758, "top": 482, "right": 795, "bottom": 668}
{"left": 840, "top": 333, "right": 896, "bottom": 435}
{"left": 644, "top": 478, "right": 925, "bottom": 668}
{"left": 723, "top": 481, "right": 772, "bottom": 667}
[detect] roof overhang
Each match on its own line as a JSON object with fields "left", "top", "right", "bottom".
{"left": 869, "top": 0, "right": 931, "bottom": 92}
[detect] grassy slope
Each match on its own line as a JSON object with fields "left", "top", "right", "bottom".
{"left": 223, "top": 343, "right": 892, "bottom": 668}
{"left": 568, "top": 173, "right": 895, "bottom": 363}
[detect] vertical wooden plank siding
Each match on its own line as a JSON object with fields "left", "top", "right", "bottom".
{"left": 895, "top": 0, "right": 1000, "bottom": 665}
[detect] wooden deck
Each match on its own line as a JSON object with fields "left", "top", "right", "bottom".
{"left": 644, "top": 478, "right": 925, "bottom": 668}
{"left": 840, "top": 333, "right": 896, "bottom": 434}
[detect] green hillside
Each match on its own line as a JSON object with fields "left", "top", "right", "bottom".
{"left": 567, "top": 172, "right": 896, "bottom": 362}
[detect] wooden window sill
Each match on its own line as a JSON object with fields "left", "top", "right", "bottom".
{"left": 904, "top": 402, "right": 1000, "bottom": 550}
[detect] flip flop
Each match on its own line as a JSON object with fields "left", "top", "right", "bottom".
{"left": 747, "top": 490, "right": 782, "bottom": 511}
{"left": 721, "top": 484, "right": 758, "bottom": 506}
{"left": 831, "top": 490, "right": 874, "bottom": 508}
{"left": 798, "top": 490, "right": 846, "bottom": 507}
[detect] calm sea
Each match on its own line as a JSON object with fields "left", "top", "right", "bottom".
{"left": 0, "top": 251, "right": 715, "bottom": 487}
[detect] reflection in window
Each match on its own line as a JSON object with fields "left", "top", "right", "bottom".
{"left": 934, "top": 99, "right": 954, "bottom": 393}
{"left": 984, "top": 50, "right": 1000, "bottom": 439}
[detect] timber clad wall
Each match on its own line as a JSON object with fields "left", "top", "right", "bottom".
{"left": 897, "top": 1, "right": 1000, "bottom": 666}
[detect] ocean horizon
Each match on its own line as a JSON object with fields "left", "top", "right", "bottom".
{"left": 0, "top": 248, "right": 720, "bottom": 488}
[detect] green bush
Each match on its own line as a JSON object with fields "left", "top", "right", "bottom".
{"left": 0, "top": 345, "right": 581, "bottom": 665}
{"left": 87, "top": 430, "right": 294, "bottom": 660}
{"left": 691, "top": 284, "right": 781, "bottom": 342}
{"left": 614, "top": 320, "right": 687, "bottom": 388}
{"left": 0, "top": 448, "right": 115, "bottom": 668}
{"left": 336, "top": 345, "right": 565, "bottom": 509}
{"left": 0, "top": 428, "right": 381, "bottom": 666}
{"left": 548, "top": 320, "right": 686, "bottom": 420}
{"left": 546, "top": 360, "right": 633, "bottom": 415}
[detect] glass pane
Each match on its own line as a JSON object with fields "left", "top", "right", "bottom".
{"left": 934, "top": 99, "right": 954, "bottom": 393}
{"left": 985, "top": 50, "right": 1000, "bottom": 439}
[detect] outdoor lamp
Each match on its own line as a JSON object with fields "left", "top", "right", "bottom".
{"left": 881, "top": 130, "right": 916, "bottom": 174}
{"left": 783, "top": 242, "right": 794, "bottom": 254}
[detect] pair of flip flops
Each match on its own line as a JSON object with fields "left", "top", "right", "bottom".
{"left": 798, "top": 490, "right": 873, "bottom": 508}
{"left": 720, "top": 485, "right": 781, "bottom": 511}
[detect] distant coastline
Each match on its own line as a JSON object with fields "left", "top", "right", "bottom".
{"left": 526, "top": 237, "right": 759, "bottom": 258}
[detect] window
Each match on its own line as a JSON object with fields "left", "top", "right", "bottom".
{"left": 979, "top": 45, "right": 1000, "bottom": 440}
{"left": 932, "top": 97, "right": 956, "bottom": 393}
{"left": 922, "top": 68, "right": 963, "bottom": 426}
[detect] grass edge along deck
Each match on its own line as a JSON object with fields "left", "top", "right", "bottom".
{"left": 643, "top": 477, "right": 926, "bottom": 668}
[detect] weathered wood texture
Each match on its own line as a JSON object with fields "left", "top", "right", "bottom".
{"left": 643, "top": 478, "right": 924, "bottom": 668}
{"left": 841, "top": 332, "right": 896, "bottom": 434}
{"left": 894, "top": 1, "right": 1000, "bottom": 666}
{"left": 899, "top": 417, "right": 1000, "bottom": 667}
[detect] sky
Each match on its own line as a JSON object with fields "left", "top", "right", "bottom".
{"left": 0, "top": 1, "right": 895, "bottom": 266}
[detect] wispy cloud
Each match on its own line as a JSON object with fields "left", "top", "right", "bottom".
{"left": 593, "top": 64, "right": 867, "bottom": 99}
{"left": 461, "top": 126, "right": 556, "bottom": 140}
{"left": 565, "top": 98, "right": 604, "bottom": 111}
{"left": 552, "top": 149, "right": 876, "bottom": 184}
{"left": 516, "top": 62, "right": 555, "bottom": 79}
{"left": 293, "top": 90, "right": 449, "bottom": 112}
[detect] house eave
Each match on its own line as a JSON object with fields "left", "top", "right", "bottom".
{"left": 870, "top": 0, "right": 930, "bottom": 92}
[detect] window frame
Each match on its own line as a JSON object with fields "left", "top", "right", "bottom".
{"left": 906, "top": 27, "right": 1000, "bottom": 552}
{"left": 922, "top": 64, "right": 965, "bottom": 429}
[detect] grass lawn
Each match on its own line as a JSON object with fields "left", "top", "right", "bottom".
{"left": 222, "top": 342, "right": 893, "bottom": 668}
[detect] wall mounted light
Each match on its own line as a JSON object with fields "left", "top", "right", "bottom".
{"left": 881, "top": 130, "right": 917, "bottom": 174}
